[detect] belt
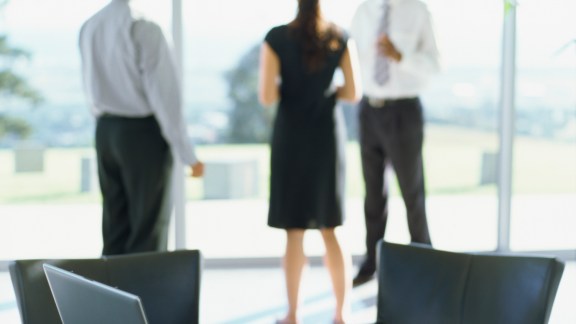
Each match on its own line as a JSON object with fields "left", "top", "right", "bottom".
{"left": 99, "top": 113, "right": 154, "bottom": 120}
{"left": 366, "top": 97, "right": 417, "bottom": 108}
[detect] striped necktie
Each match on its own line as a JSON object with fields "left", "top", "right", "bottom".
{"left": 374, "top": 0, "right": 390, "bottom": 85}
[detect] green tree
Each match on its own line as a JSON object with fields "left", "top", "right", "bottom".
{"left": 225, "top": 44, "right": 274, "bottom": 143}
{"left": 0, "top": 2, "right": 43, "bottom": 141}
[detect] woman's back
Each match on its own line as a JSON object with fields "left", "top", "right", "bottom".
{"left": 264, "top": 24, "right": 348, "bottom": 107}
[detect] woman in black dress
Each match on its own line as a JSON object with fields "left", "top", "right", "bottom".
{"left": 258, "top": 0, "right": 361, "bottom": 322}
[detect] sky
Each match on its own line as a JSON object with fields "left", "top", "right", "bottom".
{"left": 1, "top": 0, "right": 574, "bottom": 106}
{"left": 2, "top": 0, "right": 574, "bottom": 69}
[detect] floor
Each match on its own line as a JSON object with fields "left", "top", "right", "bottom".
{"left": 1, "top": 197, "right": 574, "bottom": 323}
{"left": 1, "top": 262, "right": 575, "bottom": 324}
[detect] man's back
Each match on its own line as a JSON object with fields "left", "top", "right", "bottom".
{"left": 80, "top": 0, "right": 150, "bottom": 116}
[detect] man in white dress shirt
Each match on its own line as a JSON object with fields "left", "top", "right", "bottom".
{"left": 79, "top": 0, "right": 203, "bottom": 255}
{"left": 350, "top": 0, "right": 440, "bottom": 286}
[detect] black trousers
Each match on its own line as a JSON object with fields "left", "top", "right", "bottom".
{"left": 359, "top": 97, "right": 431, "bottom": 270}
{"left": 96, "top": 115, "right": 173, "bottom": 255}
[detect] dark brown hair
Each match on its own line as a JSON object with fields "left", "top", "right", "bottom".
{"left": 289, "top": 0, "right": 341, "bottom": 72}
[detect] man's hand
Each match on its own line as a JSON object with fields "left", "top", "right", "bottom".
{"left": 377, "top": 34, "right": 402, "bottom": 62}
{"left": 190, "top": 162, "right": 204, "bottom": 178}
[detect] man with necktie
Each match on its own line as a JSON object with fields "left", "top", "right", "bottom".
{"left": 349, "top": 0, "right": 441, "bottom": 287}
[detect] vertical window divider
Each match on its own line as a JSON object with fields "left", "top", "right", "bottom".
{"left": 496, "top": 0, "right": 517, "bottom": 253}
{"left": 172, "top": 0, "right": 187, "bottom": 250}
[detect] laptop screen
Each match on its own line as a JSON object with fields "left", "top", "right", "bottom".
{"left": 43, "top": 264, "right": 148, "bottom": 324}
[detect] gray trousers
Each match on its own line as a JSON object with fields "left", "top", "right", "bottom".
{"left": 96, "top": 115, "right": 173, "bottom": 255}
{"left": 359, "top": 97, "right": 431, "bottom": 270}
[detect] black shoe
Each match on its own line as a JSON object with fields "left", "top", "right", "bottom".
{"left": 353, "top": 259, "right": 376, "bottom": 287}
{"left": 352, "top": 272, "right": 375, "bottom": 287}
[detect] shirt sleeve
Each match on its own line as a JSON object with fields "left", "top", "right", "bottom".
{"left": 132, "top": 20, "right": 198, "bottom": 165}
{"left": 348, "top": 5, "right": 363, "bottom": 42}
{"left": 396, "top": 5, "right": 441, "bottom": 77}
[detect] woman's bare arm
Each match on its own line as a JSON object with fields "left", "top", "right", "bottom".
{"left": 258, "top": 42, "right": 280, "bottom": 106}
{"left": 337, "top": 39, "right": 362, "bottom": 103}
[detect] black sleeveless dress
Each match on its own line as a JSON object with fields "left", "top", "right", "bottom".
{"left": 265, "top": 24, "right": 348, "bottom": 229}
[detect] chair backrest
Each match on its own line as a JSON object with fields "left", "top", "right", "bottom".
{"left": 9, "top": 249, "right": 202, "bottom": 324}
{"left": 376, "top": 241, "right": 564, "bottom": 324}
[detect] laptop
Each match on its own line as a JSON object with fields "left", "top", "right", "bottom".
{"left": 43, "top": 264, "right": 149, "bottom": 324}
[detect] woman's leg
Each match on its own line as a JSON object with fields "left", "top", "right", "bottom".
{"left": 280, "top": 229, "right": 307, "bottom": 323}
{"left": 321, "top": 227, "right": 352, "bottom": 323}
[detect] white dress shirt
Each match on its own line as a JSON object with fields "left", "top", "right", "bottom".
{"left": 350, "top": 0, "right": 441, "bottom": 99}
{"left": 79, "top": 0, "right": 197, "bottom": 165}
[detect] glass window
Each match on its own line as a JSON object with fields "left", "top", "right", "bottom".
{"left": 407, "top": 0, "right": 502, "bottom": 252}
{"left": 511, "top": 0, "right": 576, "bottom": 251}
{"left": 0, "top": 0, "right": 108, "bottom": 260}
{"left": 3, "top": 0, "right": 571, "bottom": 264}
{"left": 0, "top": 0, "right": 172, "bottom": 260}
{"left": 181, "top": 0, "right": 504, "bottom": 258}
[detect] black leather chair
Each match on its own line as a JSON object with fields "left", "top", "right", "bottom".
{"left": 376, "top": 241, "right": 565, "bottom": 324}
{"left": 9, "top": 249, "right": 202, "bottom": 324}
